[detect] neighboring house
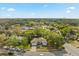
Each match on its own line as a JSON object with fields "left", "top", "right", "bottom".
{"left": 17, "top": 36, "right": 23, "bottom": 40}
{"left": 21, "top": 26, "right": 34, "bottom": 31}
{"left": 65, "top": 31, "right": 77, "bottom": 41}
{"left": 51, "top": 27, "right": 61, "bottom": 35}
{"left": 42, "top": 25, "right": 48, "bottom": 29}
{"left": 0, "top": 25, "right": 5, "bottom": 30}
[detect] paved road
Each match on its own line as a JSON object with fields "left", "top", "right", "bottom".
{"left": 64, "top": 43, "right": 79, "bottom": 56}
{"left": 23, "top": 52, "right": 55, "bottom": 56}
{"left": 2, "top": 43, "right": 79, "bottom": 56}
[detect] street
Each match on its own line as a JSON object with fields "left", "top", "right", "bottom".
{"left": 1, "top": 43, "right": 79, "bottom": 56}
{"left": 23, "top": 43, "right": 79, "bottom": 56}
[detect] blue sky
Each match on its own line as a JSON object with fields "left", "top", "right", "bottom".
{"left": 0, "top": 3, "right": 79, "bottom": 18}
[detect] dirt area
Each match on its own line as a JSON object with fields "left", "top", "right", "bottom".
{"left": 70, "top": 40, "right": 79, "bottom": 48}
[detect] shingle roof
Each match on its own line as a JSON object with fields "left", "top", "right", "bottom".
{"left": 31, "top": 37, "right": 47, "bottom": 46}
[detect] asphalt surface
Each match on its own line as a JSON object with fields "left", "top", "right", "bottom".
{"left": 23, "top": 50, "right": 70, "bottom": 56}
{"left": 23, "top": 52, "right": 55, "bottom": 56}
{"left": 1, "top": 43, "right": 79, "bottom": 56}
{"left": 23, "top": 43, "right": 79, "bottom": 56}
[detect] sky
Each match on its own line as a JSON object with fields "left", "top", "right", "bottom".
{"left": 0, "top": 3, "right": 79, "bottom": 18}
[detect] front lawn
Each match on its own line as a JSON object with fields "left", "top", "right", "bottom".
{"left": 37, "top": 47, "right": 49, "bottom": 52}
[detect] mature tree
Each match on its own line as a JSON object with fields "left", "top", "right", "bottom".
{"left": 60, "top": 26, "right": 72, "bottom": 36}
{"left": 20, "top": 37, "right": 29, "bottom": 49}
{"left": 46, "top": 31, "right": 64, "bottom": 49}
{"left": 13, "top": 24, "right": 22, "bottom": 35}
{"left": 24, "top": 30, "right": 34, "bottom": 43}
{"left": 7, "top": 35, "right": 19, "bottom": 47}
{"left": 0, "top": 33, "right": 8, "bottom": 47}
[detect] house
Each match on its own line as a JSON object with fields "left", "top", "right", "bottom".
{"left": 21, "top": 26, "right": 34, "bottom": 31}
{"left": 31, "top": 37, "right": 47, "bottom": 47}
{"left": 65, "top": 31, "right": 77, "bottom": 41}
{"left": 30, "top": 37, "right": 47, "bottom": 52}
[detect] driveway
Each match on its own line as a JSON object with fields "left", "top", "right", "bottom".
{"left": 64, "top": 43, "right": 79, "bottom": 56}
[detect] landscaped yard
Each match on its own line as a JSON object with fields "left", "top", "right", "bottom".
{"left": 36, "top": 46, "right": 48, "bottom": 52}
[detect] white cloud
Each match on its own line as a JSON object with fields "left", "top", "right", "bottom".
{"left": 0, "top": 13, "right": 16, "bottom": 18}
{"left": 7, "top": 14, "right": 11, "bottom": 17}
{"left": 43, "top": 5, "right": 48, "bottom": 7}
{"left": 66, "top": 6, "right": 76, "bottom": 14}
{"left": 67, "top": 6, "right": 75, "bottom": 10}
{"left": 1, "top": 7, "right": 6, "bottom": 10}
{"left": 66, "top": 10, "right": 71, "bottom": 13}
{"left": 7, "top": 8, "right": 16, "bottom": 11}
{"left": 5, "top": 14, "right": 15, "bottom": 18}
{"left": 0, "top": 7, "right": 16, "bottom": 12}
{"left": 31, "top": 12, "right": 36, "bottom": 16}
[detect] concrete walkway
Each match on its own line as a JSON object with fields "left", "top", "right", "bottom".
{"left": 30, "top": 46, "right": 36, "bottom": 52}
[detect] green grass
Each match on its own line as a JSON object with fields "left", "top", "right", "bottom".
{"left": 37, "top": 46, "right": 49, "bottom": 52}
{"left": 16, "top": 44, "right": 31, "bottom": 49}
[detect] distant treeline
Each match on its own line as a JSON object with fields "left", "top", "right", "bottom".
{"left": 0, "top": 18, "right": 79, "bottom": 26}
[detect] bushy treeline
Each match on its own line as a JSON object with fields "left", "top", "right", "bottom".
{"left": 0, "top": 18, "right": 79, "bottom": 50}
